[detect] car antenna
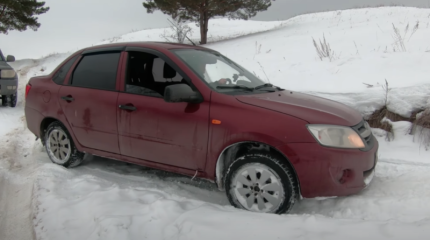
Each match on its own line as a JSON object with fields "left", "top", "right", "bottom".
{"left": 186, "top": 35, "right": 197, "bottom": 46}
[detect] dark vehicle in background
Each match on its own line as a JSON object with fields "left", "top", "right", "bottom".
{"left": 0, "top": 49, "right": 18, "bottom": 107}
{"left": 24, "top": 42, "right": 378, "bottom": 214}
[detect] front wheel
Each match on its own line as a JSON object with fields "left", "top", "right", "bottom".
{"left": 44, "top": 121, "right": 84, "bottom": 168}
{"left": 225, "top": 153, "right": 297, "bottom": 214}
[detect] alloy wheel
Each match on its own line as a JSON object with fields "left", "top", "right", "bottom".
{"left": 46, "top": 129, "right": 71, "bottom": 164}
{"left": 230, "top": 163, "right": 285, "bottom": 213}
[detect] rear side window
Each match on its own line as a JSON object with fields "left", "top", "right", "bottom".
{"left": 52, "top": 56, "right": 78, "bottom": 85}
{"left": 71, "top": 53, "right": 120, "bottom": 91}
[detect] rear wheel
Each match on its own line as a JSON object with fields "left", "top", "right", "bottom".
{"left": 44, "top": 121, "right": 84, "bottom": 168}
{"left": 225, "top": 153, "right": 297, "bottom": 214}
{"left": 1, "top": 95, "right": 7, "bottom": 106}
{"left": 9, "top": 93, "right": 17, "bottom": 108}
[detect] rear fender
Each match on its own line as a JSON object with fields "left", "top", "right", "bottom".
{"left": 39, "top": 115, "right": 84, "bottom": 152}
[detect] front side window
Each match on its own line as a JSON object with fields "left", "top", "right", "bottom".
{"left": 125, "top": 51, "right": 188, "bottom": 98}
{"left": 172, "top": 49, "right": 274, "bottom": 94}
{"left": 53, "top": 55, "right": 78, "bottom": 85}
{"left": 71, "top": 52, "right": 120, "bottom": 91}
{"left": 0, "top": 50, "right": 4, "bottom": 61}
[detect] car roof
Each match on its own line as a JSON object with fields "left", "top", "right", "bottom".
{"left": 80, "top": 41, "right": 213, "bottom": 53}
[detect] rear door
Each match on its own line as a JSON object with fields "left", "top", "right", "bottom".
{"left": 58, "top": 51, "right": 122, "bottom": 154}
{"left": 117, "top": 50, "right": 210, "bottom": 170}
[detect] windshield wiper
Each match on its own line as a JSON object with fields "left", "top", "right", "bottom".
{"left": 254, "top": 83, "right": 284, "bottom": 91}
{"left": 217, "top": 84, "right": 284, "bottom": 92}
{"left": 216, "top": 85, "right": 254, "bottom": 91}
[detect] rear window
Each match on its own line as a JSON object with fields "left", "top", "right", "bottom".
{"left": 52, "top": 56, "right": 78, "bottom": 85}
{"left": 71, "top": 53, "right": 120, "bottom": 91}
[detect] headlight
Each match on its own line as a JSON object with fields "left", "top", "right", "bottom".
{"left": 1, "top": 69, "right": 16, "bottom": 78}
{"left": 307, "top": 124, "right": 365, "bottom": 149}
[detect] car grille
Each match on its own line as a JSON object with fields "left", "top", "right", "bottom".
{"left": 352, "top": 120, "right": 375, "bottom": 151}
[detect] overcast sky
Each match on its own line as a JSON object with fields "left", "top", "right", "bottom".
{"left": 1, "top": 0, "right": 430, "bottom": 59}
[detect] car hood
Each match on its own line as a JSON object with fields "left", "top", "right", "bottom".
{"left": 236, "top": 91, "right": 362, "bottom": 126}
{"left": 0, "top": 61, "right": 12, "bottom": 70}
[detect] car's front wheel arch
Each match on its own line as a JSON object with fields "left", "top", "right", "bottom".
{"left": 215, "top": 141, "right": 301, "bottom": 199}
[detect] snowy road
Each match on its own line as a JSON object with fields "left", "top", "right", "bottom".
{"left": 1, "top": 104, "right": 430, "bottom": 239}
{"left": 27, "top": 148, "right": 430, "bottom": 239}
{"left": 0, "top": 175, "right": 35, "bottom": 240}
{"left": 0, "top": 103, "right": 35, "bottom": 240}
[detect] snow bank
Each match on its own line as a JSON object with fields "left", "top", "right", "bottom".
{"left": 10, "top": 53, "right": 71, "bottom": 79}
{"left": 96, "top": 18, "right": 288, "bottom": 45}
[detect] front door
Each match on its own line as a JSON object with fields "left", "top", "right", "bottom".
{"left": 117, "top": 51, "right": 209, "bottom": 170}
{"left": 59, "top": 52, "right": 121, "bottom": 154}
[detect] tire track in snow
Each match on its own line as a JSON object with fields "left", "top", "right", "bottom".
{"left": 0, "top": 71, "right": 39, "bottom": 240}
{"left": 0, "top": 127, "right": 38, "bottom": 240}
{"left": 0, "top": 175, "right": 36, "bottom": 240}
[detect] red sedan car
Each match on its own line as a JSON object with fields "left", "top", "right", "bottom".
{"left": 24, "top": 42, "right": 378, "bottom": 214}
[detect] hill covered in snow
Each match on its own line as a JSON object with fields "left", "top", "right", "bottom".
{"left": 16, "top": 7, "right": 430, "bottom": 119}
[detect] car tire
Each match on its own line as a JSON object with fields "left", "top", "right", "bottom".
{"left": 225, "top": 153, "right": 297, "bottom": 214}
{"left": 9, "top": 93, "right": 17, "bottom": 108}
{"left": 44, "top": 121, "right": 84, "bottom": 168}
{"left": 1, "top": 95, "right": 7, "bottom": 106}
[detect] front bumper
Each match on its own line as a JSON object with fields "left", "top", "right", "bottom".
{"left": 279, "top": 139, "right": 379, "bottom": 198}
{"left": 0, "top": 79, "right": 18, "bottom": 95}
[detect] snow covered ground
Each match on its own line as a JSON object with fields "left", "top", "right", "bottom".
{"left": 208, "top": 7, "right": 430, "bottom": 119}
{"left": 1, "top": 6, "right": 430, "bottom": 240}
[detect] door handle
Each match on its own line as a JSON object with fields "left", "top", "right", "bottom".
{"left": 61, "top": 96, "right": 74, "bottom": 102}
{"left": 119, "top": 105, "right": 137, "bottom": 111}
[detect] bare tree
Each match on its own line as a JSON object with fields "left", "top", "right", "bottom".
{"left": 160, "top": 17, "right": 193, "bottom": 44}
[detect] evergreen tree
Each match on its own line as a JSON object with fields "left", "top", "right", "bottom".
{"left": 0, "top": 0, "right": 50, "bottom": 34}
{"left": 143, "top": 0, "right": 273, "bottom": 44}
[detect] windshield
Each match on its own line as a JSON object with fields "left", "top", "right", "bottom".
{"left": 172, "top": 49, "right": 273, "bottom": 94}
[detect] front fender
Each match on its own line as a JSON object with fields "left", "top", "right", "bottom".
{"left": 204, "top": 92, "right": 315, "bottom": 181}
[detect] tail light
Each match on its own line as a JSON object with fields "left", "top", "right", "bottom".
{"left": 25, "top": 84, "right": 32, "bottom": 99}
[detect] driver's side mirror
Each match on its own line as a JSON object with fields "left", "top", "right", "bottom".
{"left": 6, "top": 55, "right": 15, "bottom": 62}
{"left": 164, "top": 84, "right": 203, "bottom": 104}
